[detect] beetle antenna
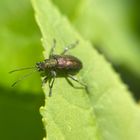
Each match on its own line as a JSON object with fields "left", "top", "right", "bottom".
{"left": 9, "top": 66, "right": 36, "bottom": 73}
{"left": 11, "top": 69, "right": 37, "bottom": 87}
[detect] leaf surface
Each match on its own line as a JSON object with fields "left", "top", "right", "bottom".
{"left": 32, "top": 0, "right": 140, "bottom": 140}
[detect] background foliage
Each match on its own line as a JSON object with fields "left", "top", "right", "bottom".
{"left": 0, "top": 0, "right": 140, "bottom": 140}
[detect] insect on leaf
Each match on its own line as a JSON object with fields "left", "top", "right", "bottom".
{"left": 32, "top": 0, "right": 140, "bottom": 140}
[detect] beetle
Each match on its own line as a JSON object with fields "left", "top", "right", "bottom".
{"left": 10, "top": 39, "right": 87, "bottom": 96}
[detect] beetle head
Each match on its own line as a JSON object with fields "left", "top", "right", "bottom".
{"left": 36, "top": 62, "right": 45, "bottom": 71}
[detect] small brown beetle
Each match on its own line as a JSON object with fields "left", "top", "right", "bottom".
{"left": 10, "top": 39, "right": 86, "bottom": 96}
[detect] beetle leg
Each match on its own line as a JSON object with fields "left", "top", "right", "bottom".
{"left": 48, "top": 78, "right": 55, "bottom": 97}
{"left": 49, "top": 39, "right": 56, "bottom": 58}
{"left": 61, "top": 40, "right": 79, "bottom": 55}
{"left": 42, "top": 76, "right": 48, "bottom": 86}
{"left": 65, "top": 77, "right": 84, "bottom": 89}
{"left": 48, "top": 71, "right": 56, "bottom": 96}
{"left": 68, "top": 75, "right": 88, "bottom": 92}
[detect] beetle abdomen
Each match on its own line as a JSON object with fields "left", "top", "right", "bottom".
{"left": 52, "top": 55, "right": 82, "bottom": 74}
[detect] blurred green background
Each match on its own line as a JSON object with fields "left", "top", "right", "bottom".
{"left": 0, "top": 0, "right": 140, "bottom": 140}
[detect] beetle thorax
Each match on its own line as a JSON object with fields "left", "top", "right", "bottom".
{"left": 36, "top": 59, "right": 57, "bottom": 71}
{"left": 44, "top": 59, "right": 57, "bottom": 69}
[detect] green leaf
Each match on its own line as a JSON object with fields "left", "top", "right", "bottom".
{"left": 52, "top": 0, "right": 81, "bottom": 20}
{"left": 72, "top": 0, "right": 140, "bottom": 77}
{"left": 51, "top": 0, "right": 140, "bottom": 100}
{"left": 52, "top": 0, "right": 140, "bottom": 77}
{"left": 32, "top": 0, "right": 140, "bottom": 140}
